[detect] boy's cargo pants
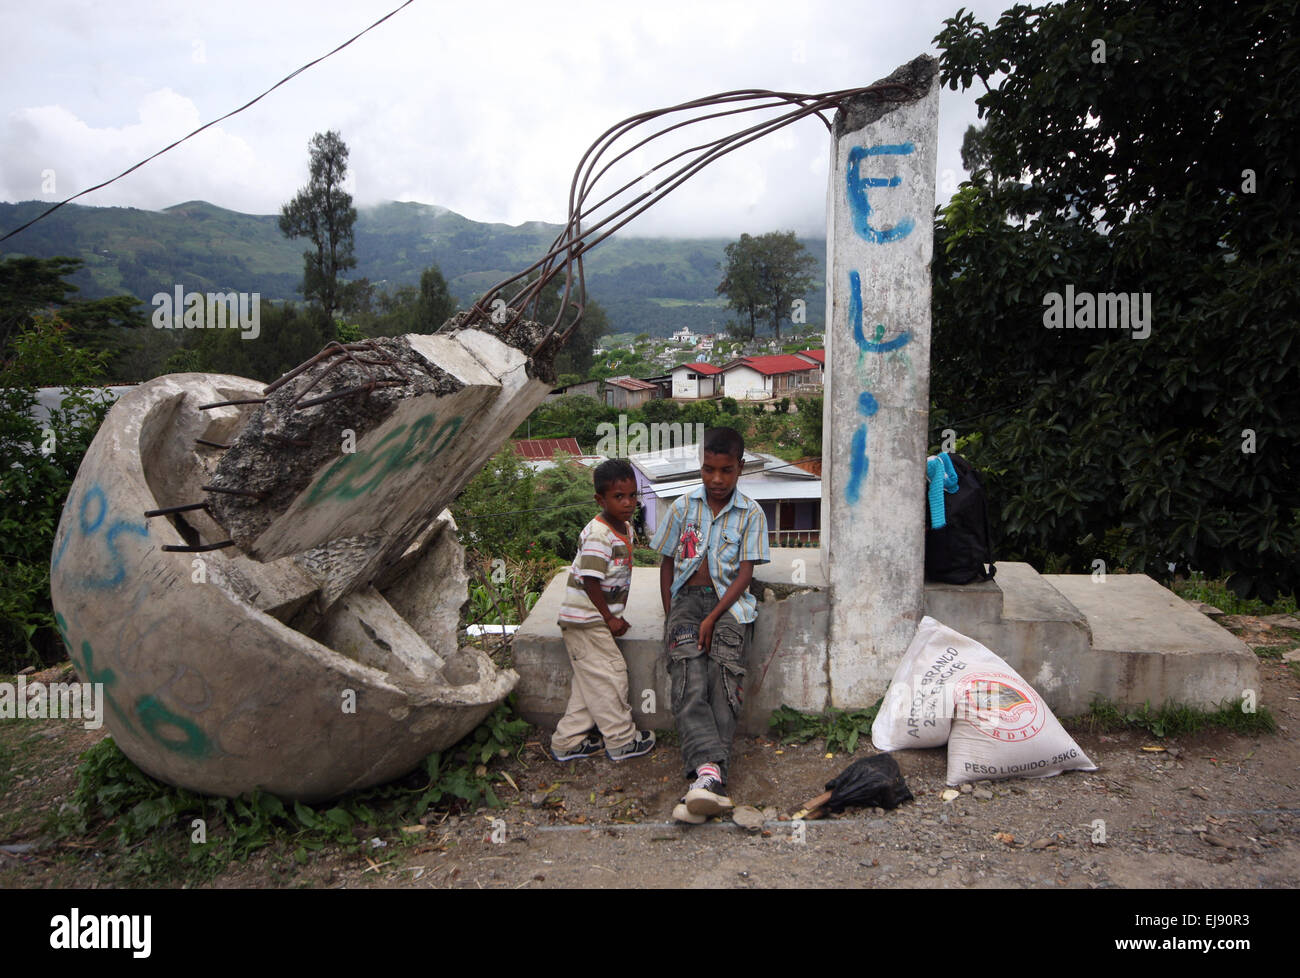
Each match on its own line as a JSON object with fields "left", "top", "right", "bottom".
{"left": 664, "top": 585, "right": 749, "bottom": 784}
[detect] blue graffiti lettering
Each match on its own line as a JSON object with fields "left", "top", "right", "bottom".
{"left": 56, "top": 484, "right": 150, "bottom": 589}
{"left": 850, "top": 271, "right": 912, "bottom": 353}
{"left": 846, "top": 425, "right": 869, "bottom": 504}
{"left": 846, "top": 143, "right": 915, "bottom": 244}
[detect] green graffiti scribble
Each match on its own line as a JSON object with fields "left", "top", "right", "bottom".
{"left": 74, "top": 633, "right": 134, "bottom": 732}
{"left": 304, "top": 413, "right": 463, "bottom": 508}
{"left": 57, "top": 613, "right": 213, "bottom": 757}
{"left": 135, "top": 695, "right": 212, "bottom": 758}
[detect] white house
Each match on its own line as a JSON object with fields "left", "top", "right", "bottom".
{"left": 670, "top": 326, "right": 697, "bottom": 345}
{"left": 720, "top": 353, "right": 820, "bottom": 400}
{"left": 670, "top": 362, "right": 722, "bottom": 399}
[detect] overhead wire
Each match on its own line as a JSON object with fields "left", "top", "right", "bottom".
{"left": 0, "top": 0, "right": 417, "bottom": 245}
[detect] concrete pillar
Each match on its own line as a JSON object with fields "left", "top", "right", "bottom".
{"left": 823, "top": 55, "right": 939, "bottom": 705}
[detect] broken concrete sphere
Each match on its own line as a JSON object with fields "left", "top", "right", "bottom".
{"left": 49, "top": 324, "right": 556, "bottom": 802}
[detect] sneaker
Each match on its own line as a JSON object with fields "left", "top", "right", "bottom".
{"left": 672, "top": 802, "right": 707, "bottom": 824}
{"left": 684, "top": 774, "right": 733, "bottom": 817}
{"left": 550, "top": 731, "right": 604, "bottom": 762}
{"left": 606, "top": 729, "right": 656, "bottom": 761}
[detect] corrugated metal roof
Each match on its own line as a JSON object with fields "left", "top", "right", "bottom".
{"left": 512, "top": 438, "right": 583, "bottom": 459}
{"left": 674, "top": 361, "right": 723, "bottom": 375}
{"left": 727, "top": 354, "right": 820, "bottom": 376}
{"left": 606, "top": 376, "right": 658, "bottom": 391}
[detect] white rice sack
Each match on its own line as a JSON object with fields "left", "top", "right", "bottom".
{"left": 872, "top": 616, "right": 973, "bottom": 750}
{"left": 946, "top": 669, "right": 1097, "bottom": 786}
{"left": 871, "top": 616, "right": 1097, "bottom": 785}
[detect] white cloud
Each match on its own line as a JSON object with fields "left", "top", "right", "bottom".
{"left": 0, "top": 0, "right": 1027, "bottom": 235}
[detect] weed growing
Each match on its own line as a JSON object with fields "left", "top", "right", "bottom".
{"left": 1079, "top": 696, "right": 1276, "bottom": 739}
{"left": 1172, "top": 572, "right": 1298, "bottom": 617}
{"left": 46, "top": 699, "right": 530, "bottom": 885}
{"left": 768, "top": 702, "right": 881, "bottom": 755}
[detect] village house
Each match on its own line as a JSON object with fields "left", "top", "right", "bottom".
{"left": 603, "top": 375, "right": 659, "bottom": 410}
{"left": 720, "top": 352, "right": 822, "bottom": 400}
{"left": 670, "top": 361, "right": 722, "bottom": 399}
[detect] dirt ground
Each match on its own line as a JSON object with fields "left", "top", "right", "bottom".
{"left": 1, "top": 615, "right": 1297, "bottom": 890}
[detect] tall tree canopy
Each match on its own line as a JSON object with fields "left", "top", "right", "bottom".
{"left": 932, "top": 0, "right": 1298, "bottom": 599}
{"left": 279, "top": 130, "right": 359, "bottom": 324}
{"left": 717, "top": 231, "right": 818, "bottom": 341}
{"left": 0, "top": 255, "right": 147, "bottom": 380}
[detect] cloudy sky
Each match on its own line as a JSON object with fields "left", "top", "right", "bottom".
{"left": 0, "top": 0, "right": 1030, "bottom": 240}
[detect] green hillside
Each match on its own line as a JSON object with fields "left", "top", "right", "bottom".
{"left": 0, "top": 198, "right": 826, "bottom": 336}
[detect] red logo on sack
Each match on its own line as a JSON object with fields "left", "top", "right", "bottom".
{"left": 955, "top": 672, "right": 1045, "bottom": 742}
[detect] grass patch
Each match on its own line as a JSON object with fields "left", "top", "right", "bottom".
{"left": 653, "top": 727, "right": 680, "bottom": 747}
{"left": 1079, "top": 696, "right": 1277, "bottom": 739}
{"left": 45, "top": 699, "right": 531, "bottom": 885}
{"left": 768, "top": 702, "right": 881, "bottom": 755}
{"left": 1253, "top": 643, "right": 1298, "bottom": 660}
{"left": 0, "top": 736, "right": 13, "bottom": 796}
{"left": 1173, "top": 572, "right": 1298, "bottom": 616}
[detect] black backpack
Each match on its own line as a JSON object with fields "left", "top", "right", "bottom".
{"left": 924, "top": 453, "right": 996, "bottom": 584}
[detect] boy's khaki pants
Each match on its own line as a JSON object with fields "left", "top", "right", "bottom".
{"left": 552, "top": 624, "right": 637, "bottom": 753}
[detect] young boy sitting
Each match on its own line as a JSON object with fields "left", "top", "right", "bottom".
{"left": 550, "top": 458, "right": 656, "bottom": 763}
{"left": 650, "top": 427, "right": 769, "bottom": 822}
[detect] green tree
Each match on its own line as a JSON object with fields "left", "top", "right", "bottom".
{"left": 498, "top": 272, "right": 609, "bottom": 378}
{"left": 0, "top": 256, "right": 148, "bottom": 378}
{"left": 933, "top": 0, "right": 1299, "bottom": 600}
{"left": 0, "top": 316, "right": 112, "bottom": 669}
{"left": 163, "top": 303, "right": 330, "bottom": 384}
{"left": 356, "top": 264, "right": 458, "bottom": 338}
{"left": 416, "top": 266, "right": 457, "bottom": 332}
{"left": 717, "top": 231, "right": 818, "bottom": 341}
{"left": 279, "top": 130, "right": 359, "bottom": 324}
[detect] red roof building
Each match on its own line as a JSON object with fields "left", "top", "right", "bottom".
{"left": 721, "top": 353, "right": 822, "bottom": 400}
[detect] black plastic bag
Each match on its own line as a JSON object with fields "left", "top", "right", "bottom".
{"left": 824, "top": 753, "right": 912, "bottom": 812}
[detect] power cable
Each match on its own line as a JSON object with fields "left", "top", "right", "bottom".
{"left": 0, "top": 0, "right": 417, "bottom": 244}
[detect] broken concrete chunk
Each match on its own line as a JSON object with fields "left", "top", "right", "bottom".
{"left": 206, "top": 327, "right": 554, "bottom": 562}
{"left": 49, "top": 370, "right": 520, "bottom": 802}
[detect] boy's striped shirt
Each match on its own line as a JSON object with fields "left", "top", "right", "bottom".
{"left": 557, "top": 516, "right": 634, "bottom": 628}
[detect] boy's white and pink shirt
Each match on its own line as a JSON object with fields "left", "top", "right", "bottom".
{"left": 557, "top": 516, "right": 634, "bottom": 628}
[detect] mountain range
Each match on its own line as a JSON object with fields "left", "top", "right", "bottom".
{"left": 0, "top": 199, "right": 827, "bottom": 337}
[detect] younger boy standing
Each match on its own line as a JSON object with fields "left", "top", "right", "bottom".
{"left": 650, "top": 428, "right": 769, "bottom": 822}
{"left": 550, "top": 459, "right": 656, "bottom": 763}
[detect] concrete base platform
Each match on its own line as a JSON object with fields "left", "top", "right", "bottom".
{"left": 511, "top": 553, "right": 1259, "bottom": 737}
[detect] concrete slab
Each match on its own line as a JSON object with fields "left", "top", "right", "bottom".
{"left": 514, "top": 555, "right": 1261, "bottom": 734}
{"left": 1045, "top": 573, "right": 1260, "bottom": 713}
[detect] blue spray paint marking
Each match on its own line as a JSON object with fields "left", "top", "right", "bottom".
{"left": 849, "top": 271, "right": 913, "bottom": 353}
{"left": 846, "top": 426, "right": 869, "bottom": 505}
{"left": 846, "top": 143, "right": 916, "bottom": 244}
{"left": 54, "top": 484, "right": 149, "bottom": 588}
{"left": 79, "top": 486, "right": 107, "bottom": 533}
{"left": 845, "top": 393, "right": 881, "bottom": 505}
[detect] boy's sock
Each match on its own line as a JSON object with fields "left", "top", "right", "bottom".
{"left": 692, "top": 763, "right": 723, "bottom": 787}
